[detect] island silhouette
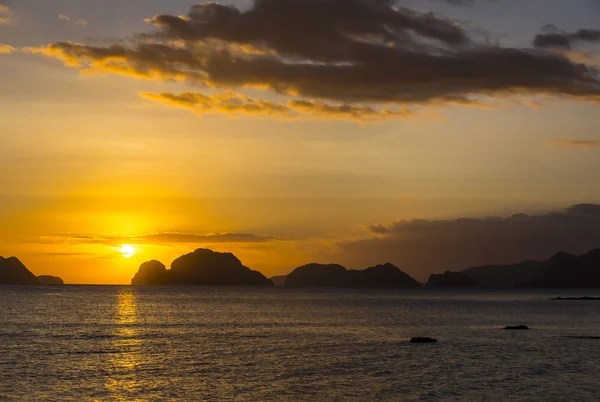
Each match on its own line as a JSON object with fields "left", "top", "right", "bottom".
{"left": 3, "top": 248, "right": 600, "bottom": 288}
{"left": 427, "top": 249, "right": 600, "bottom": 288}
{"left": 131, "top": 248, "right": 273, "bottom": 286}
{"left": 0, "top": 256, "right": 64, "bottom": 285}
{"left": 284, "top": 263, "right": 421, "bottom": 288}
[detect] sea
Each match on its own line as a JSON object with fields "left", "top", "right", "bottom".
{"left": 1, "top": 286, "right": 599, "bottom": 401}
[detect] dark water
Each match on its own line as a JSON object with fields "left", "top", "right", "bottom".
{"left": 1, "top": 287, "right": 600, "bottom": 401}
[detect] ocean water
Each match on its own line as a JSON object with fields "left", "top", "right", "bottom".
{"left": 1, "top": 287, "right": 600, "bottom": 401}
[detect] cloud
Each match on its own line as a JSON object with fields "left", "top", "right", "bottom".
{"left": 41, "top": 232, "right": 280, "bottom": 245}
{"left": 335, "top": 204, "right": 600, "bottom": 280}
{"left": 25, "top": 0, "right": 600, "bottom": 118}
{"left": 0, "top": 4, "right": 10, "bottom": 24}
{"left": 550, "top": 139, "right": 600, "bottom": 148}
{"left": 429, "top": 0, "right": 498, "bottom": 6}
{"left": 0, "top": 44, "right": 15, "bottom": 53}
{"left": 141, "top": 91, "right": 414, "bottom": 121}
{"left": 58, "top": 13, "right": 88, "bottom": 28}
{"left": 534, "top": 26, "right": 600, "bottom": 50}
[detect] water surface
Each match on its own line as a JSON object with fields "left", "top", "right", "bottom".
{"left": 1, "top": 286, "right": 599, "bottom": 401}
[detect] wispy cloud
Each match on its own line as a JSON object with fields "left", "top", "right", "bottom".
{"left": 141, "top": 91, "right": 415, "bottom": 122}
{"left": 550, "top": 139, "right": 600, "bottom": 148}
{"left": 0, "top": 44, "right": 15, "bottom": 53}
{"left": 40, "top": 232, "right": 282, "bottom": 246}
{"left": 0, "top": 4, "right": 10, "bottom": 24}
{"left": 58, "top": 13, "right": 88, "bottom": 27}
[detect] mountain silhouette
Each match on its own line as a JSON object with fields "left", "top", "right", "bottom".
{"left": 284, "top": 263, "right": 420, "bottom": 288}
{"left": 0, "top": 257, "right": 64, "bottom": 285}
{"left": 131, "top": 249, "right": 273, "bottom": 286}
{"left": 430, "top": 248, "right": 600, "bottom": 288}
{"left": 347, "top": 263, "right": 421, "bottom": 288}
{"left": 522, "top": 249, "right": 600, "bottom": 287}
{"left": 427, "top": 271, "right": 482, "bottom": 287}
{"left": 462, "top": 261, "right": 543, "bottom": 288}
{"left": 0, "top": 257, "right": 39, "bottom": 285}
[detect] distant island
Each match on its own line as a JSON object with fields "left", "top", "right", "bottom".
{"left": 37, "top": 275, "right": 65, "bottom": 285}
{"left": 0, "top": 256, "right": 64, "bottom": 285}
{"left": 5, "top": 247, "right": 600, "bottom": 289}
{"left": 425, "top": 249, "right": 600, "bottom": 288}
{"left": 132, "top": 248, "right": 273, "bottom": 286}
{"left": 284, "top": 263, "right": 421, "bottom": 288}
{"left": 427, "top": 271, "right": 482, "bottom": 288}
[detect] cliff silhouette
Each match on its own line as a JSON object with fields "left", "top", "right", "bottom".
{"left": 131, "top": 249, "right": 273, "bottom": 286}
{"left": 284, "top": 263, "right": 420, "bottom": 288}
{"left": 0, "top": 257, "right": 64, "bottom": 285}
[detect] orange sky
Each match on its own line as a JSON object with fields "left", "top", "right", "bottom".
{"left": 1, "top": 0, "right": 599, "bottom": 283}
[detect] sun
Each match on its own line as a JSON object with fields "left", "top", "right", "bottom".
{"left": 120, "top": 245, "right": 135, "bottom": 259}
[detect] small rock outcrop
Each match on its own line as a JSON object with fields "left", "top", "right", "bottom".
{"left": 0, "top": 257, "right": 39, "bottom": 285}
{"left": 504, "top": 325, "right": 530, "bottom": 330}
{"left": 284, "top": 263, "right": 420, "bottom": 288}
{"left": 37, "top": 275, "right": 64, "bottom": 285}
{"left": 427, "top": 271, "right": 482, "bottom": 287}
{"left": 131, "top": 249, "right": 273, "bottom": 287}
{"left": 410, "top": 337, "right": 438, "bottom": 343}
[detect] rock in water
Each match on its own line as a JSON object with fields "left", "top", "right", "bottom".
{"left": 410, "top": 337, "right": 438, "bottom": 343}
{"left": 504, "top": 325, "right": 529, "bottom": 330}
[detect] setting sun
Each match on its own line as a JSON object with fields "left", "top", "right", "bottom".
{"left": 120, "top": 245, "right": 135, "bottom": 259}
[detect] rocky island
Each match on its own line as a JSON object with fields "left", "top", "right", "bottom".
{"left": 0, "top": 256, "right": 64, "bottom": 285}
{"left": 284, "top": 263, "right": 421, "bottom": 288}
{"left": 131, "top": 248, "right": 274, "bottom": 286}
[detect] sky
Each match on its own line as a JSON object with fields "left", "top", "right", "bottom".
{"left": 1, "top": 0, "right": 599, "bottom": 284}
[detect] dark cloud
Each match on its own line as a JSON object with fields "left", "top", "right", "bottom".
{"left": 41, "top": 232, "right": 280, "bottom": 245}
{"left": 336, "top": 204, "right": 600, "bottom": 280}
{"left": 429, "top": 0, "right": 496, "bottom": 6}
{"left": 534, "top": 26, "right": 600, "bottom": 49}
{"left": 26, "top": 0, "right": 600, "bottom": 111}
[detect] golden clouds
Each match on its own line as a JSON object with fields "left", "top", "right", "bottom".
{"left": 0, "top": 44, "right": 15, "bottom": 53}
{"left": 0, "top": 4, "right": 10, "bottom": 24}
{"left": 141, "top": 91, "right": 415, "bottom": 122}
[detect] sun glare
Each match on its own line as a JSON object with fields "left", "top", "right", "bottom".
{"left": 120, "top": 245, "right": 135, "bottom": 259}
